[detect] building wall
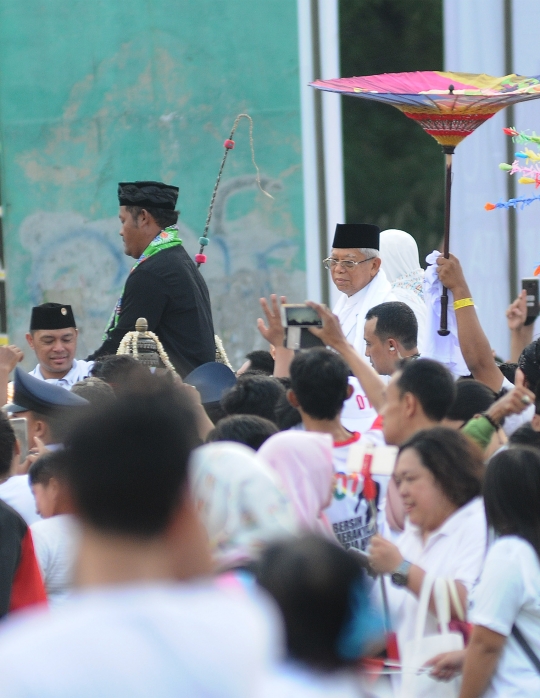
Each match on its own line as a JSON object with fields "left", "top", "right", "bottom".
{"left": 0, "top": 0, "right": 306, "bottom": 369}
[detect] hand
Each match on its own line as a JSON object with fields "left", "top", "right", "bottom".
{"left": 506, "top": 290, "right": 527, "bottom": 332}
{"left": 368, "top": 534, "right": 403, "bottom": 575}
{"left": 436, "top": 254, "right": 470, "bottom": 296}
{"left": 487, "top": 368, "right": 535, "bottom": 423}
{"left": 257, "top": 295, "right": 286, "bottom": 347}
{"left": 305, "top": 300, "right": 349, "bottom": 351}
{"left": 424, "top": 650, "right": 466, "bottom": 682}
{"left": 0, "top": 345, "right": 23, "bottom": 373}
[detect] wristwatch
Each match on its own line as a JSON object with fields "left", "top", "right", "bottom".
{"left": 391, "top": 560, "right": 412, "bottom": 587}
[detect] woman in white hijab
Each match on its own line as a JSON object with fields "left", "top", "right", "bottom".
{"left": 191, "top": 442, "right": 298, "bottom": 572}
{"left": 380, "top": 229, "right": 427, "bottom": 353}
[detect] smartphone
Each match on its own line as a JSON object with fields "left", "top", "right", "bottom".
{"left": 10, "top": 417, "right": 28, "bottom": 462}
{"left": 522, "top": 277, "right": 540, "bottom": 323}
{"left": 280, "top": 304, "right": 322, "bottom": 328}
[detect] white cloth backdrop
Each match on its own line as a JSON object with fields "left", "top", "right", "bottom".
{"left": 444, "top": 0, "right": 540, "bottom": 359}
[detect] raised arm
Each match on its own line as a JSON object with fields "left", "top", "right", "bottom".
{"left": 257, "top": 295, "right": 294, "bottom": 378}
{"left": 436, "top": 254, "right": 504, "bottom": 392}
{"left": 306, "top": 301, "right": 386, "bottom": 412}
{"left": 506, "top": 289, "right": 534, "bottom": 363}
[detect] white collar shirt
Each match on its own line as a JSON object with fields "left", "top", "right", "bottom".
{"left": 29, "top": 359, "right": 94, "bottom": 389}
{"left": 381, "top": 497, "right": 487, "bottom": 652}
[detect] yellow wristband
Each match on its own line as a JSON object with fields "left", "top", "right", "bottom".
{"left": 453, "top": 297, "right": 474, "bottom": 310}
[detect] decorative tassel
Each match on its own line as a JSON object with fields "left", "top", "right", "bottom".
{"left": 196, "top": 114, "right": 273, "bottom": 269}
{"left": 485, "top": 194, "right": 540, "bottom": 210}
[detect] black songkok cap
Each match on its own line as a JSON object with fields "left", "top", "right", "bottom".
{"left": 118, "top": 181, "right": 179, "bottom": 211}
{"left": 30, "top": 303, "right": 76, "bottom": 331}
{"left": 332, "top": 224, "right": 380, "bottom": 250}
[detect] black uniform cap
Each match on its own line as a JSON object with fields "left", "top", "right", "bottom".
{"left": 30, "top": 303, "right": 76, "bottom": 332}
{"left": 7, "top": 367, "right": 89, "bottom": 415}
{"left": 118, "top": 181, "right": 179, "bottom": 211}
{"left": 184, "top": 362, "right": 236, "bottom": 405}
{"left": 332, "top": 224, "right": 380, "bottom": 250}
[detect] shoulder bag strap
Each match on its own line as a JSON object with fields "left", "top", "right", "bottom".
{"left": 512, "top": 624, "right": 540, "bottom": 674}
{"left": 414, "top": 572, "right": 436, "bottom": 641}
{"left": 446, "top": 578, "right": 465, "bottom": 621}
{"left": 433, "top": 577, "right": 451, "bottom": 634}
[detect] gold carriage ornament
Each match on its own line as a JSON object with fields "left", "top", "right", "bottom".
{"left": 117, "top": 318, "right": 176, "bottom": 371}
{"left": 117, "top": 317, "right": 233, "bottom": 372}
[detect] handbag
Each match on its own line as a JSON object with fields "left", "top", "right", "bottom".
{"left": 399, "top": 574, "right": 464, "bottom": 698}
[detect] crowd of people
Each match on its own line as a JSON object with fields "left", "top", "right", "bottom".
{"left": 0, "top": 181, "right": 538, "bottom": 697}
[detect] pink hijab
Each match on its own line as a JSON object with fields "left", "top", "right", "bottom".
{"left": 258, "top": 431, "right": 335, "bottom": 538}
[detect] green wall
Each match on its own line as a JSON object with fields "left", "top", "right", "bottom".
{"left": 0, "top": 0, "right": 306, "bottom": 368}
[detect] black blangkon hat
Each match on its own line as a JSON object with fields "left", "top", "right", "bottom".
{"left": 332, "top": 224, "right": 380, "bottom": 250}
{"left": 118, "top": 181, "right": 179, "bottom": 211}
{"left": 30, "top": 303, "right": 76, "bottom": 331}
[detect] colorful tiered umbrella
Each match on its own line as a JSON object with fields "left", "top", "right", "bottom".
{"left": 311, "top": 71, "right": 540, "bottom": 334}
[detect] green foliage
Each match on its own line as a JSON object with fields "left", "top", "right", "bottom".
{"left": 339, "top": 0, "right": 444, "bottom": 262}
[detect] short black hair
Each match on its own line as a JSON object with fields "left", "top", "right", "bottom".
{"left": 206, "top": 414, "right": 278, "bottom": 450}
{"left": 274, "top": 392, "right": 303, "bottom": 430}
{"left": 90, "top": 355, "right": 150, "bottom": 394}
{"left": 396, "top": 358, "right": 456, "bottom": 422}
{"left": 220, "top": 374, "right": 284, "bottom": 423}
{"left": 257, "top": 535, "right": 368, "bottom": 671}
{"left": 365, "top": 301, "right": 418, "bottom": 350}
{"left": 509, "top": 424, "right": 540, "bottom": 449}
{"left": 446, "top": 380, "right": 496, "bottom": 423}
{"left": 290, "top": 348, "right": 350, "bottom": 421}
{"left": 484, "top": 447, "right": 540, "bottom": 558}
{"left": 0, "top": 413, "right": 16, "bottom": 478}
{"left": 497, "top": 362, "right": 517, "bottom": 386}
{"left": 125, "top": 205, "right": 179, "bottom": 230}
{"left": 245, "top": 350, "right": 274, "bottom": 375}
{"left": 28, "top": 450, "right": 68, "bottom": 487}
{"left": 71, "top": 377, "right": 116, "bottom": 409}
{"left": 399, "top": 427, "right": 484, "bottom": 508}
{"left": 31, "top": 408, "right": 87, "bottom": 445}
{"left": 63, "top": 382, "right": 198, "bottom": 537}
{"left": 518, "top": 339, "right": 540, "bottom": 391}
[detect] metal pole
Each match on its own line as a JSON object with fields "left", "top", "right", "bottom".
{"left": 311, "top": 0, "right": 330, "bottom": 306}
{"left": 438, "top": 145, "right": 454, "bottom": 336}
{"left": 504, "top": 0, "right": 517, "bottom": 302}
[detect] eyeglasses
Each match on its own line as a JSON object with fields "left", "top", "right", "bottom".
{"left": 322, "top": 257, "right": 376, "bottom": 271}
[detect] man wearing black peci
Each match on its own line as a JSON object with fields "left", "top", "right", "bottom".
{"left": 88, "top": 181, "right": 215, "bottom": 377}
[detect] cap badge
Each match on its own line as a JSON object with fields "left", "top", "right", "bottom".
{"left": 61, "top": 307, "right": 67, "bottom": 315}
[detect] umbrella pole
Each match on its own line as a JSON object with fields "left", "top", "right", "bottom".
{"left": 438, "top": 145, "right": 455, "bottom": 336}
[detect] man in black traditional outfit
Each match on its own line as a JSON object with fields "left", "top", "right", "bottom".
{"left": 88, "top": 181, "right": 215, "bottom": 377}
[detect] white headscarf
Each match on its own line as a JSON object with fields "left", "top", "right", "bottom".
{"left": 379, "top": 229, "right": 427, "bottom": 353}
{"left": 380, "top": 229, "right": 422, "bottom": 284}
{"left": 190, "top": 442, "right": 298, "bottom": 571}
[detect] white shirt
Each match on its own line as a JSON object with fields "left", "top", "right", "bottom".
{"left": 469, "top": 536, "right": 540, "bottom": 698}
{"left": 29, "top": 359, "right": 94, "bottom": 389}
{"left": 327, "top": 432, "right": 389, "bottom": 552}
{"left": 0, "top": 581, "right": 279, "bottom": 698}
{"left": 382, "top": 497, "right": 487, "bottom": 653}
{"left": 30, "top": 514, "right": 79, "bottom": 607}
{"left": 0, "top": 474, "right": 41, "bottom": 524}
{"left": 341, "top": 376, "right": 389, "bottom": 436}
